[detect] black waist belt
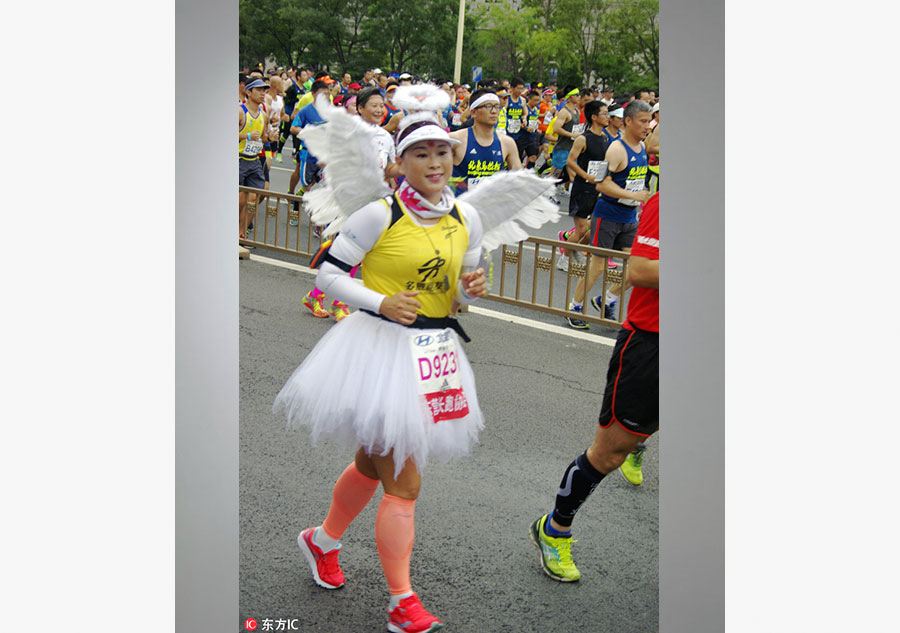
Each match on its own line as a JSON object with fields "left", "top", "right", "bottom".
{"left": 361, "top": 309, "right": 471, "bottom": 343}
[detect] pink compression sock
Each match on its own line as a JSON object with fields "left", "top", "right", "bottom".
{"left": 375, "top": 494, "right": 416, "bottom": 595}
{"left": 320, "top": 462, "right": 380, "bottom": 541}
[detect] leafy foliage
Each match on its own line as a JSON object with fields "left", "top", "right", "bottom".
{"left": 239, "top": 0, "right": 657, "bottom": 92}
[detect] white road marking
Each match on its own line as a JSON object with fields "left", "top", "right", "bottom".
{"left": 248, "top": 254, "right": 615, "bottom": 346}
{"left": 466, "top": 305, "right": 614, "bottom": 346}
{"left": 250, "top": 254, "right": 317, "bottom": 275}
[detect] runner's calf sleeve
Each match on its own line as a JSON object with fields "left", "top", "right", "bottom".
{"left": 376, "top": 494, "right": 416, "bottom": 595}
{"left": 551, "top": 451, "right": 605, "bottom": 528}
{"left": 321, "top": 462, "right": 380, "bottom": 541}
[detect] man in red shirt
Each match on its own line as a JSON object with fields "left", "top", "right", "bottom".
{"left": 529, "top": 192, "right": 659, "bottom": 583}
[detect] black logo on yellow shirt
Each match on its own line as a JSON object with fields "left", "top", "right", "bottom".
{"left": 418, "top": 256, "right": 446, "bottom": 281}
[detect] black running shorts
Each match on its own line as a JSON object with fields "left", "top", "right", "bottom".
{"left": 568, "top": 190, "right": 599, "bottom": 219}
{"left": 598, "top": 326, "right": 659, "bottom": 437}
{"left": 517, "top": 132, "right": 540, "bottom": 159}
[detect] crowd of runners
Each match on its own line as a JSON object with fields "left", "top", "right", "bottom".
{"left": 239, "top": 66, "right": 659, "bottom": 325}
{"left": 243, "top": 63, "right": 660, "bottom": 633}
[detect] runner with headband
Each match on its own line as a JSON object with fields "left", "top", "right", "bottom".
{"left": 275, "top": 85, "right": 558, "bottom": 633}
{"left": 448, "top": 89, "right": 521, "bottom": 195}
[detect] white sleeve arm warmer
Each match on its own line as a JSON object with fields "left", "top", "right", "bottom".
{"left": 314, "top": 200, "right": 391, "bottom": 314}
{"left": 454, "top": 201, "right": 486, "bottom": 305}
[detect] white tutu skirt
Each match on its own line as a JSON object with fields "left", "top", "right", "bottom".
{"left": 273, "top": 311, "right": 484, "bottom": 478}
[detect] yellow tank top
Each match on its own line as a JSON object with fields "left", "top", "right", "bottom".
{"left": 546, "top": 116, "right": 557, "bottom": 152}
{"left": 239, "top": 103, "right": 266, "bottom": 160}
{"left": 362, "top": 195, "right": 469, "bottom": 318}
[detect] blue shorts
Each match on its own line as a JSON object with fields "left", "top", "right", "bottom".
{"left": 295, "top": 149, "right": 322, "bottom": 187}
{"left": 551, "top": 149, "right": 570, "bottom": 170}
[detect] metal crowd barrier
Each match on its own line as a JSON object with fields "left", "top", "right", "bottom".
{"left": 239, "top": 186, "right": 629, "bottom": 329}
{"left": 239, "top": 186, "right": 316, "bottom": 257}
{"left": 492, "top": 238, "right": 629, "bottom": 329}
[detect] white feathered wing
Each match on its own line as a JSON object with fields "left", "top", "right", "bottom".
{"left": 457, "top": 171, "right": 560, "bottom": 251}
{"left": 298, "top": 94, "right": 392, "bottom": 238}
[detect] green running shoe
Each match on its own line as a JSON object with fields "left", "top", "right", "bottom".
{"left": 619, "top": 446, "right": 645, "bottom": 486}
{"left": 529, "top": 514, "right": 580, "bottom": 582}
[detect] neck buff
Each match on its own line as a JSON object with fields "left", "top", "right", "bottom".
{"left": 397, "top": 180, "right": 455, "bottom": 219}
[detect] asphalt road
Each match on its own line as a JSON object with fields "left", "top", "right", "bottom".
{"left": 239, "top": 256, "right": 659, "bottom": 633}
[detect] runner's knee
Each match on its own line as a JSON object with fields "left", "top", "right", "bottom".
{"left": 586, "top": 429, "right": 639, "bottom": 474}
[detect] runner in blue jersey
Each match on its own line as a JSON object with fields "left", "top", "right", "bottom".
{"left": 604, "top": 104, "right": 624, "bottom": 144}
{"left": 520, "top": 89, "right": 543, "bottom": 169}
{"left": 567, "top": 99, "right": 653, "bottom": 327}
{"left": 505, "top": 77, "right": 529, "bottom": 161}
{"left": 448, "top": 88, "right": 521, "bottom": 194}
{"left": 287, "top": 79, "right": 330, "bottom": 207}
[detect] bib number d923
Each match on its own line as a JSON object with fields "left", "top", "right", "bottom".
{"left": 409, "top": 329, "right": 469, "bottom": 422}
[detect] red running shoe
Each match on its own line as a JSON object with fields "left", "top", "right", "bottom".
{"left": 387, "top": 594, "right": 443, "bottom": 633}
{"left": 297, "top": 528, "right": 345, "bottom": 589}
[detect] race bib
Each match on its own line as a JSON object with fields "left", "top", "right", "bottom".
{"left": 543, "top": 111, "right": 554, "bottom": 125}
{"left": 496, "top": 127, "right": 507, "bottom": 136}
{"left": 527, "top": 119, "right": 539, "bottom": 132}
{"left": 587, "top": 160, "right": 609, "bottom": 181}
{"left": 571, "top": 123, "right": 586, "bottom": 135}
{"left": 507, "top": 119, "right": 522, "bottom": 134}
{"left": 243, "top": 139, "right": 263, "bottom": 156}
{"left": 452, "top": 113, "right": 461, "bottom": 126}
{"left": 621, "top": 178, "right": 645, "bottom": 206}
{"left": 409, "top": 329, "right": 469, "bottom": 423}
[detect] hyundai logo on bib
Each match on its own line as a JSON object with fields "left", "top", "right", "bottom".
{"left": 415, "top": 335, "right": 433, "bottom": 346}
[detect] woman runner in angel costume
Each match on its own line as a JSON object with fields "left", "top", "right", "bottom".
{"left": 273, "top": 84, "right": 559, "bottom": 633}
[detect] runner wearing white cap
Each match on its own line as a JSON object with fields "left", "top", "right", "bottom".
{"left": 604, "top": 104, "right": 624, "bottom": 144}
{"left": 278, "top": 100, "right": 487, "bottom": 633}
{"left": 276, "top": 85, "right": 559, "bottom": 632}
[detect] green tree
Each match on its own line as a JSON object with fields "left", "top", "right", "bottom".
{"left": 608, "top": 0, "right": 659, "bottom": 83}
{"left": 552, "top": 0, "right": 607, "bottom": 86}
{"left": 472, "top": 1, "right": 567, "bottom": 81}
{"left": 365, "top": 0, "right": 461, "bottom": 74}
{"left": 239, "top": 0, "right": 323, "bottom": 68}
{"left": 314, "top": 0, "right": 370, "bottom": 72}
{"left": 237, "top": 0, "right": 657, "bottom": 89}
